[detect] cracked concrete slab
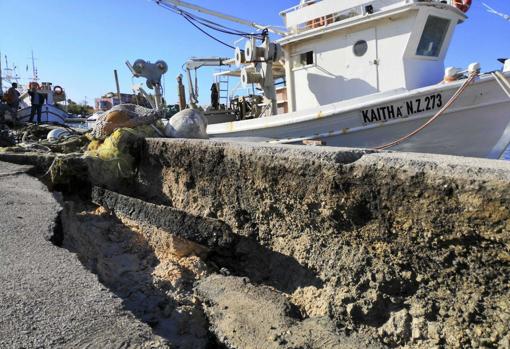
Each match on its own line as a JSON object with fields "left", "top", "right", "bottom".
{"left": 0, "top": 162, "right": 167, "bottom": 348}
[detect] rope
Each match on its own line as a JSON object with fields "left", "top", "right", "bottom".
{"left": 155, "top": 1, "right": 265, "bottom": 51}
{"left": 180, "top": 14, "right": 238, "bottom": 50}
{"left": 492, "top": 71, "right": 510, "bottom": 98}
{"left": 374, "top": 72, "right": 478, "bottom": 150}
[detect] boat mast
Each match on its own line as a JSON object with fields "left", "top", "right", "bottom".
{"left": 154, "top": 0, "right": 287, "bottom": 36}
{"left": 31, "top": 50, "right": 39, "bottom": 82}
{"left": 0, "top": 51, "right": 3, "bottom": 94}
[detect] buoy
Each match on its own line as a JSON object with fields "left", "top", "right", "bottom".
{"left": 164, "top": 109, "right": 208, "bottom": 139}
{"left": 53, "top": 85, "right": 64, "bottom": 96}
{"left": 444, "top": 67, "right": 461, "bottom": 82}
{"left": 47, "top": 128, "right": 71, "bottom": 142}
{"left": 453, "top": 0, "right": 471, "bottom": 13}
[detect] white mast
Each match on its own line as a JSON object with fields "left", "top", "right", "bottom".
{"left": 0, "top": 51, "right": 3, "bottom": 94}
{"left": 154, "top": 0, "right": 287, "bottom": 36}
{"left": 31, "top": 50, "right": 39, "bottom": 82}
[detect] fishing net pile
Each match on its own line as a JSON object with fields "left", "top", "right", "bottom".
{"left": 90, "top": 104, "right": 165, "bottom": 140}
{"left": 0, "top": 104, "right": 208, "bottom": 190}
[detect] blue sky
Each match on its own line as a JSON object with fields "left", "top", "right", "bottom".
{"left": 1, "top": 0, "right": 509, "bottom": 106}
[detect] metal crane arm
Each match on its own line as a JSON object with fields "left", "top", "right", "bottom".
{"left": 185, "top": 57, "right": 230, "bottom": 70}
{"left": 154, "top": 0, "right": 288, "bottom": 35}
{"left": 185, "top": 57, "right": 231, "bottom": 106}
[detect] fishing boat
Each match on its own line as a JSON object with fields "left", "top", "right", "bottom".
{"left": 155, "top": 0, "right": 510, "bottom": 159}
{"left": 0, "top": 53, "right": 72, "bottom": 125}
{"left": 16, "top": 82, "right": 72, "bottom": 124}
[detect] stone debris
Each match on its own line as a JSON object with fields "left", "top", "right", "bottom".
{"left": 91, "top": 187, "right": 234, "bottom": 249}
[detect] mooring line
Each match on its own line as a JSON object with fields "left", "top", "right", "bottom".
{"left": 374, "top": 72, "right": 478, "bottom": 150}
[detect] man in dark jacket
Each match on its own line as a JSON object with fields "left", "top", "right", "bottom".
{"left": 6, "top": 83, "right": 20, "bottom": 110}
{"left": 28, "top": 86, "right": 45, "bottom": 124}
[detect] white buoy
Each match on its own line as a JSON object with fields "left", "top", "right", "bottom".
{"left": 468, "top": 62, "right": 481, "bottom": 74}
{"left": 47, "top": 128, "right": 71, "bottom": 142}
{"left": 444, "top": 67, "right": 461, "bottom": 82}
{"left": 164, "top": 109, "right": 208, "bottom": 139}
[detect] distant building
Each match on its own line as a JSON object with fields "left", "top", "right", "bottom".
{"left": 94, "top": 92, "right": 153, "bottom": 111}
{"left": 94, "top": 92, "right": 135, "bottom": 111}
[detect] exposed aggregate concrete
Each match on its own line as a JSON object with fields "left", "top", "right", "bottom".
{"left": 124, "top": 139, "right": 510, "bottom": 348}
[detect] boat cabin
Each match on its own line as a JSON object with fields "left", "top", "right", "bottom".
{"left": 278, "top": 0, "right": 467, "bottom": 112}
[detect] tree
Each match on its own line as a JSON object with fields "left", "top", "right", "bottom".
{"left": 60, "top": 99, "right": 94, "bottom": 116}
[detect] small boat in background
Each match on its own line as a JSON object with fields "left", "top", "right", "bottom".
{"left": 16, "top": 82, "right": 72, "bottom": 124}
{"left": 0, "top": 52, "right": 72, "bottom": 125}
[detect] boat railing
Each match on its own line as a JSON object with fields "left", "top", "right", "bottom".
{"left": 279, "top": 0, "right": 322, "bottom": 16}
{"left": 280, "top": 0, "right": 457, "bottom": 33}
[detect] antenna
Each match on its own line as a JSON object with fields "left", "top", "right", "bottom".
{"left": 0, "top": 51, "right": 3, "bottom": 94}
{"left": 482, "top": 3, "right": 510, "bottom": 21}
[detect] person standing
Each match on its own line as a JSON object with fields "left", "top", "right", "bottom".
{"left": 6, "top": 83, "right": 20, "bottom": 110}
{"left": 28, "top": 85, "right": 45, "bottom": 124}
{"left": 4, "top": 83, "right": 21, "bottom": 122}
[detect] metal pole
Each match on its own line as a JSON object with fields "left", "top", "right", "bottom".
{"left": 177, "top": 74, "right": 187, "bottom": 111}
{"left": 114, "top": 69, "right": 122, "bottom": 105}
{"left": 154, "top": 84, "right": 161, "bottom": 110}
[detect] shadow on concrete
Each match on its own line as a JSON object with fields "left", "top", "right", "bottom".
{"left": 209, "top": 235, "right": 324, "bottom": 294}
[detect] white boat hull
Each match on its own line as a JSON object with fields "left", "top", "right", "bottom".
{"left": 16, "top": 104, "right": 71, "bottom": 125}
{"left": 207, "top": 73, "right": 510, "bottom": 159}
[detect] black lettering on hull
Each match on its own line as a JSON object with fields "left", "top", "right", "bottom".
{"left": 361, "top": 93, "right": 444, "bottom": 125}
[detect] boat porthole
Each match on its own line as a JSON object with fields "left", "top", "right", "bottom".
{"left": 353, "top": 40, "right": 368, "bottom": 57}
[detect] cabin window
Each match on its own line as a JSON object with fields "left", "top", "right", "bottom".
{"left": 293, "top": 51, "right": 314, "bottom": 69}
{"left": 416, "top": 16, "right": 450, "bottom": 57}
{"left": 353, "top": 40, "right": 368, "bottom": 57}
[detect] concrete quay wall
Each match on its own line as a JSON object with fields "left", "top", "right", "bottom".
{"left": 126, "top": 139, "right": 509, "bottom": 347}
{"left": 133, "top": 139, "right": 510, "bottom": 245}
{"left": 1, "top": 138, "right": 508, "bottom": 347}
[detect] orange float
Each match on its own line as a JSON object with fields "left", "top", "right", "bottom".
{"left": 53, "top": 85, "right": 64, "bottom": 96}
{"left": 453, "top": 0, "right": 472, "bottom": 13}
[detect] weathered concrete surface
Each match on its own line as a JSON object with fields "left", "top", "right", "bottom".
{"left": 125, "top": 139, "right": 510, "bottom": 348}
{"left": 2, "top": 139, "right": 510, "bottom": 347}
{"left": 0, "top": 162, "right": 167, "bottom": 348}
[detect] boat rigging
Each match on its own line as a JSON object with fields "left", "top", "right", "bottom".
{"left": 148, "top": 0, "right": 510, "bottom": 159}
